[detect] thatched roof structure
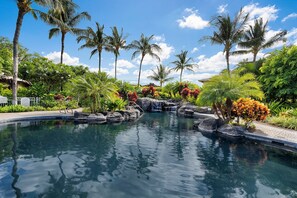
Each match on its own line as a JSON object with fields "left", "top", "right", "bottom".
{"left": 0, "top": 75, "right": 32, "bottom": 88}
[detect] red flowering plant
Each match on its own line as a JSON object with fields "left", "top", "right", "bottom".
{"left": 54, "top": 94, "right": 64, "bottom": 101}
{"left": 142, "top": 85, "right": 156, "bottom": 97}
{"left": 142, "top": 88, "right": 149, "bottom": 97}
{"left": 232, "top": 98, "right": 270, "bottom": 128}
{"left": 190, "top": 88, "right": 200, "bottom": 99}
{"left": 181, "top": 87, "right": 191, "bottom": 99}
{"left": 128, "top": 91, "right": 138, "bottom": 102}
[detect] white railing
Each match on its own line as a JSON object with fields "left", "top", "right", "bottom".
{"left": 0, "top": 97, "right": 40, "bottom": 107}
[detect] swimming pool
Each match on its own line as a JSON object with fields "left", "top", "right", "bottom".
{"left": 0, "top": 113, "right": 296, "bottom": 197}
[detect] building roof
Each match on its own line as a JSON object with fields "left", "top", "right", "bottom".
{"left": 0, "top": 75, "right": 32, "bottom": 87}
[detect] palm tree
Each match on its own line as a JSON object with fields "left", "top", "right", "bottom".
{"left": 205, "top": 9, "right": 249, "bottom": 76}
{"left": 172, "top": 50, "right": 194, "bottom": 82}
{"left": 72, "top": 73, "right": 118, "bottom": 113}
{"left": 12, "top": 0, "right": 70, "bottom": 105}
{"left": 238, "top": 18, "right": 287, "bottom": 63}
{"left": 198, "top": 70, "right": 263, "bottom": 122}
{"left": 128, "top": 34, "right": 162, "bottom": 87}
{"left": 77, "top": 22, "right": 107, "bottom": 73}
{"left": 106, "top": 27, "right": 127, "bottom": 80}
{"left": 46, "top": 1, "right": 91, "bottom": 64}
{"left": 148, "top": 64, "right": 173, "bottom": 88}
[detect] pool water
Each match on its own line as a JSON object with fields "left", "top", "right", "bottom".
{"left": 0, "top": 113, "right": 297, "bottom": 198}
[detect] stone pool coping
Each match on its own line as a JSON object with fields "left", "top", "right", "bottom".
{"left": 1, "top": 110, "right": 297, "bottom": 151}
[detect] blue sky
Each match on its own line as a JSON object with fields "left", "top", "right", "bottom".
{"left": 1, "top": 0, "right": 297, "bottom": 85}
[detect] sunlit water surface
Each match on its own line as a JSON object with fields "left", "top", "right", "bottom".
{"left": 0, "top": 113, "right": 297, "bottom": 198}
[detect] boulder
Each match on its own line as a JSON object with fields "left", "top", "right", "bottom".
{"left": 177, "top": 102, "right": 198, "bottom": 117}
{"left": 217, "top": 124, "right": 246, "bottom": 140}
{"left": 74, "top": 111, "right": 89, "bottom": 118}
{"left": 106, "top": 112, "right": 124, "bottom": 123}
{"left": 184, "top": 109, "right": 194, "bottom": 118}
{"left": 163, "top": 101, "right": 178, "bottom": 111}
{"left": 193, "top": 112, "right": 215, "bottom": 119}
{"left": 196, "top": 107, "right": 213, "bottom": 114}
{"left": 198, "top": 118, "right": 219, "bottom": 133}
{"left": 87, "top": 113, "right": 106, "bottom": 123}
{"left": 137, "top": 97, "right": 164, "bottom": 112}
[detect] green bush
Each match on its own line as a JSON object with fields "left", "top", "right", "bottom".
{"left": 267, "top": 116, "right": 297, "bottom": 130}
{"left": 0, "top": 105, "right": 61, "bottom": 113}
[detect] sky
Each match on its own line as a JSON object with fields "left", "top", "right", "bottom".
{"left": 1, "top": 0, "right": 297, "bottom": 85}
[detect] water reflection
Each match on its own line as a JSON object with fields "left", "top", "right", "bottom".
{"left": 0, "top": 114, "right": 297, "bottom": 197}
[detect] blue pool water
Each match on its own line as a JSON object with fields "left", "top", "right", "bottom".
{"left": 0, "top": 113, "right": 297, "bottom": 198}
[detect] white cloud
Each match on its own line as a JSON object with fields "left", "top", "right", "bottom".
{"left": 217, "top": 4, "right": 228, "bottom": 14}
{"left": 109, "top": 59, "right": 136, "bottom": 68}
{"left": 183, "top": 73, "right": 216, "bottom": 82}
{"left": 282, "top": 13, "right": 297, "bottom": 22}
{"left": 102, "top": 67, "right": 129, "bottom": 77}
{"left": 138, "top": 42, "right": 174, "bottom": 66}
{"left": 242, "top": 3, "right": 278, "bottom": 24}
{"left": 195, "top": 51, "right": 265, "bottom": 73}
{"left": 191, "top": 47, "right": 199, "bottom": 54}
{"left": 153, "top": 35, "right": 166, "bottom": 42}
{"left": 286, "top": 28, "right": 297, "bottom": 45}
{"left": 177, "top": 8, "right": 209, "bottom": 30}
{"left": 133, "top": 69, "right": 153, "bottom": 78}
{"left": 45, "top": 51, "right": 87, "bottom": 66}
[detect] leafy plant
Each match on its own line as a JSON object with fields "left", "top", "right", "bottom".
{"left": 232, "top": 98, "right": 270, "bottom": 127}
{"left": 198, "top": 70, "right": 264, "bottom": 122}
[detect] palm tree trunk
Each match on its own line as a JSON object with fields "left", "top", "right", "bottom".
{"left": 12, "top": 9, "right": 25, "bottom": 105}
{"left": 160, "top": 81, "right": 163, "bottom": 88}
{"left": 98, "top": 49, "right": 102, "bottom": 73}
{"left": 137, "top": 56, "right": 144, "bottom": 87}
{"left": 60, "top": 33, "right": 65, "bottom": 64}
{"left": 252, "top": 52, "right": 257, "bottom": 63}
{"left": 114, "top": 54, "right": 118, "bottom": 80}
{"left": 180, "top": 69, "right": 183, "bottom": 82}
{"left": 226, "top": 51, "right": 230, "bottom": 76}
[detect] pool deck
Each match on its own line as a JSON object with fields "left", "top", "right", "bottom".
{"left": 0, "top": 110, "right": 296, "bottom": 149}
{"left": 0, "top": 109, "right": 82, "bottom": 124}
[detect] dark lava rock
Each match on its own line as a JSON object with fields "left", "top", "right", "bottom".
{"left": 198, "top": 118, "right": 219, "bottom": 133}
{"left": 217, "top": 124, "right": 246, "bottom": 140}
{"left": 106, "top": 112, "right": 124, "bottom": 123}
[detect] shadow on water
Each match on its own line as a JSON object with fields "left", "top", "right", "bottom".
{"left": 0, "top": 114, "right": 297, "bottom": 197}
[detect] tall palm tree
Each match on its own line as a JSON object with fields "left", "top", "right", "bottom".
{"left": 128, "top": 34, "right": 162, "bottom": 87}
{"left": 106, "top": 27, "right": 127, "bottom": 80}
{"left": 46, "top": 1, "right": 91, "bottom": 64}
{"left": 205, "top": 9, "right": 249, "bottom": 76}
{"left": 77, "top": 22, "right": 107, "bottom": 73}
{"left": 148, "top": 64, "right": 173, "bottom": 88}
{"left": 172, "top": 50, "right": 194, "bottom": 82}
{"left": 238, "top": 18, "right": 287, "bottom": 63}
{"left": 12, "top": 0, "right": 70, "bottom": 105}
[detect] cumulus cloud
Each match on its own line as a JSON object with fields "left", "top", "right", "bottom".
{"left": 102, "top": 67, "right": 129, "bottom": 77}
{"left": 183, "top": 72, "right": 216, "bottom": 82}
{"left": 177, "top": 8, "right": 209, "bottom": 30}
{"left": 45, "top": 51, "right": 87, "bottom": 66}
{"left": 282, "top": 13, "right": 297, "bottom": 22}
{"left": 217, "top": 4, "right": 228, "bottom": 14}
{"left": 109, "top": 59, "right": 136, "bottom": 68}
{"left": 194, "top": 51, "right": 265, "bottom": 73}
{"left": 191, "top": 47, "right": 199, "bottom": 54}
{"left": 242, "top": 3, "right": 278, "bottom": 24}
{"left": 286, "top": 28, "right": 297, "bottom": 45}
{"left": 153, "top": 35, "right": 166, "bottom": 42}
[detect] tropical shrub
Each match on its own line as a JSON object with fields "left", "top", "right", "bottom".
{"left": 232, "top": 98, "right": 270, "bottom": 127}
{"left": 0, "top": 105, "right": 61, "bottom": 113}
{"left": 71, "top": 73, "right": 118, "bottom": 113}
{"left": 259, "top": 46, "right": 297, "bottom": 102}
{"left": 106, "top": 97, "right": 127, "bottom": 111}
{"left": 40, "top": 94, "right": 58, "bottom": 108}
{"left": 142, "top": 85, "right": 156, "bottom": 97}
{"left": 181, "top": 87, "right": 191, "bottom": 98}
{"left": 267, "top": 116, "right": 297, "bottom": 130}
{"left": 198, "top": 71, "right": 264, "bottom": 122}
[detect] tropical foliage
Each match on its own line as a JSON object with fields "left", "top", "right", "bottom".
{"left": 148, "top": 64, "right": 173, "bottom": 88}
{"left": 259, "top": 46, "right": 297, "bottom": 102}
{"left": 106, "top": 27, "right": 127, "bottom": 80}
{"left": 128, "top": 34, "right": 161, "bottom": 86}
{"left": 71, "top": 73, "right": 118, "bottom": 113}
{"left": 77, "top": 22, "right": 107, "bottom": 73}
{"left": 238, "top": 18, "right": 287, "bottom": 63}
{"left": 232, "top": 98, "right": 270, "bottom": 127}
{"left": 198, "top": 71, "right": 264, "bottom": 122}
{"left": 172, "top": 50, "right": 194, "bottom": 82}
{"left": 46, "top": 1, "right": 91, "bottom": 64}
{"left": 205, "top": 9, "right": 249, "bottom": 75}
